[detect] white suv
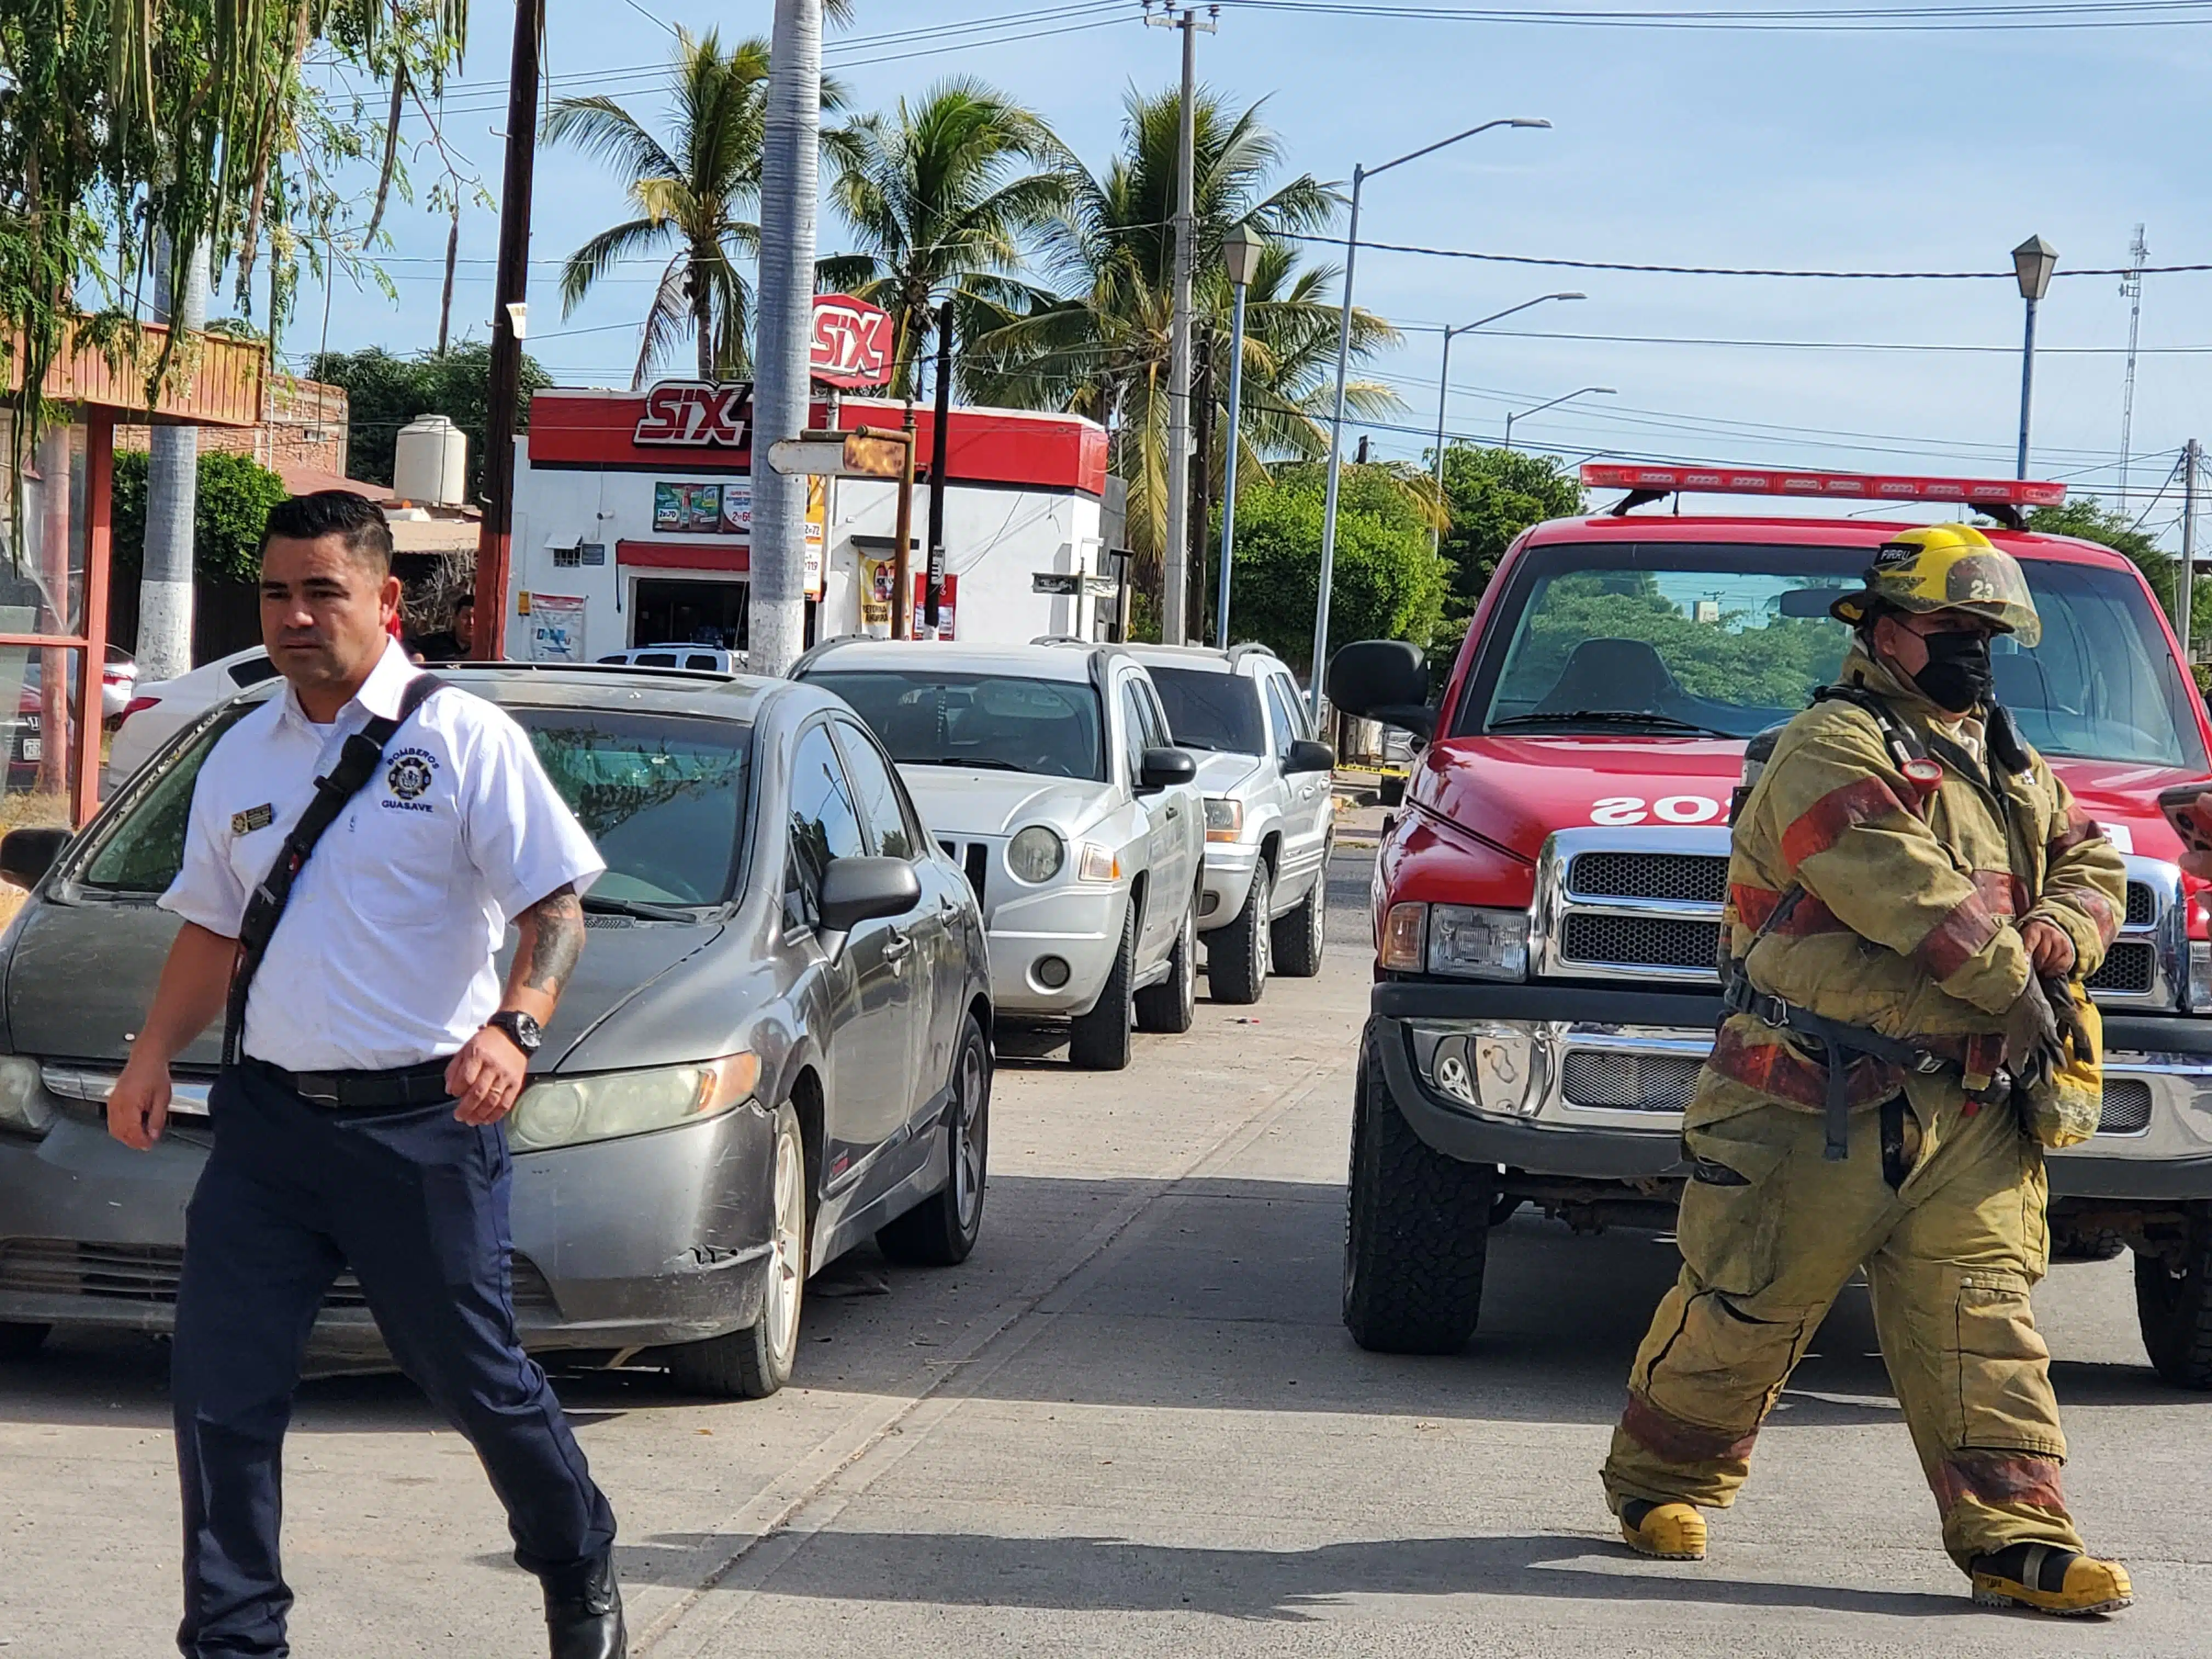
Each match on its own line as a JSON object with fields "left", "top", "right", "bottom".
{"left": 1124, "top": 644, "right": 1335, "bottom": 1003}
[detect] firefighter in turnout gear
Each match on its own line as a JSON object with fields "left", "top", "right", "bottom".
{"left": 1599, "top": 524, "right": 2136, "bottom": 1616}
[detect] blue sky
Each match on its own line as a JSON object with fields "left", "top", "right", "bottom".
{"left": 287, "top": 0, "right": 2212, "bottom": 544}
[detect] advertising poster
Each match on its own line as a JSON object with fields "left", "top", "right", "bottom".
{"left": 656, "top": 482, "right": 729, "bottom": 532}
{"left": 652, "top": 482, "right": 686, "bottom": 531}
{"left": 804, "top": 477, "right": 826, "bottom": 597}
{"left": 913, "top": 573, "right": 958, "bottom": 640}
{"left": 689, "top": 482, "right": 723, "bottom": 530}
{"left": 720, "top": 482, "right": 751, "bottom": 536}
{"left": 527, "top": 594, "right": 588, "bottom": 662}
{"left": 859, "top": 554, "right": 895, "bottom": 632}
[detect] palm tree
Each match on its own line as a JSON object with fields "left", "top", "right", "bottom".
{"left": 965, "top": 88, "right": 1407, "bottom": 569}
{"left": 819, "top": 79, "right": 1069, "bottom": 398}
{"left": 546, "top": 29, "right": 848, "bottom": 386}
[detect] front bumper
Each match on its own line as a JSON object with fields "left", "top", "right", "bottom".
{"left": 1367, "top": 980, "right": 2212, "bottom": 1201}
{"left": 985, "top": 882, "right": 1128, "bottom": 1017}
{"left": 0, "top": 1096, "right": 780, "bottom": 1358}
{"left": 1198, "top": 842, "right": 1260, "bottom": 931}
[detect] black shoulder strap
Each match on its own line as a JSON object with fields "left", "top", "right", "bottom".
{"left": 1811, "top": 682, "right": 1931, "bottom": 772}
{"left": 222, "top": 674, "right": 448, "bottom": 1066}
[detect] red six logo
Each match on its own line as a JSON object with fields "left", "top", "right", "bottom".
{"left": 634, "top": 381, "right": 752, "bottom": 447}
{"left": 808, "top": 295, "right": 895, "bottom": 390}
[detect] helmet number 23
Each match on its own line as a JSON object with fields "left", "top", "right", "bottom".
{"left": 1590, "top": 795, "right": 1723, "bottom": 826}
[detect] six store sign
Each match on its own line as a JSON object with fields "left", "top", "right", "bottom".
{"left": 630, "top": 295, "right": 896, "bottom": 446}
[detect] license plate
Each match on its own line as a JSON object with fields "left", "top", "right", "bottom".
{"left": 20, "top": 738, "right": 41, "bottom": 761}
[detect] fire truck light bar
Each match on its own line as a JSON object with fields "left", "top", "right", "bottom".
{"left": 1579, "top": 462, "right": 2067, "bottom": 509}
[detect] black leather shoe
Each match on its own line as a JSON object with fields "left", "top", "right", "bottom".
{"left": 543, "top": 1553, "right": 627, "bottom": 1659}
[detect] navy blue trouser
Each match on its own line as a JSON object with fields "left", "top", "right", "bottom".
{"left": 171, "top": 1063, "right": 617, "bottom": 1657}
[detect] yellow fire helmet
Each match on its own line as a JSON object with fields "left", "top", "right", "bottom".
{"left": 1829, "top": 523, "right": 2043, "bottom": 648}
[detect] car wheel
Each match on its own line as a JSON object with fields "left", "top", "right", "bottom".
{"left": 1135, "top": 895, "right": 1198, "bottom": 1034}
{"left": 1342, "top": 1036, "right": 1491, "bottom": 1355}
{"left": 0, "top": 1322, "right": 49, "bottom": 1362}
{"left": 2136, "top": 1203, "right": 2212, "bottom": 1389}
{"left": 1068, "top": 900, "right": 1136, "bottom": 1070}
{"left": 668, "top": 1101, "right": 808, "bottom": 1399}
{"left": 1206, "top": 861, "right": 1270, "bottom": 1006}
{"left": 1270, "top": 868, "right": 1327, "bottom": 979}
{"left": 878, "top": 1014, "right": 992, "bottom": 1267}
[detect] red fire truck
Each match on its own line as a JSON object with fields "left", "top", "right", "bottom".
{"left": 1326, "top": 462, "right": 2212, "bottom": 1385}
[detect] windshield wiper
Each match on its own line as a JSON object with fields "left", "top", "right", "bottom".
{"left": 901, "top": 756, "right": 1026, "bottom": 771}
{"left": 581, "top": 894, "right": 700, "bottom": 922}
{"left": 1491, "top": 709, "right": 1737, "bottom": 739}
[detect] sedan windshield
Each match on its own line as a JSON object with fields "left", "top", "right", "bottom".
{"left": 1460, "top": 540, "right": 2208, "bottom": 769}
{"left": 77, "top": 701, "right": 752, "bottom": 907}
{"left": 1147, "top": 665, "right": 1265, "bottom": 754}
{"left": 809, "top": 670, "right": 1105, "bottom": 782}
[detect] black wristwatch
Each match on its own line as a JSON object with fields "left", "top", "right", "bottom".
{"left": 485, "top": 1009, "right": 543, "bottom": 1057}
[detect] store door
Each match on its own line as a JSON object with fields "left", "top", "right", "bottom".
{"left": 631, "top": 577, "right": 748, "bottom": 650}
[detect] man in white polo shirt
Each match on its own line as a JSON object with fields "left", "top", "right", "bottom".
{"left": 105, "top": 491, "right": 627, "bottom": 1659}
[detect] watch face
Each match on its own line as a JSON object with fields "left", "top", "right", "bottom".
{"left": 496, "top": 1012, "right": 543, "bottom": 1052}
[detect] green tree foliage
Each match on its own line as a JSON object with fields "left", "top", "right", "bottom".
{"left": 2025, "top": 496, "right": 2209, "bottom": 645}
{"left": 1216, "top": 464, "right": 1446, "bottom": 674}
{"left": 110, "top": 449, "right": 290, "bottom": 586}
{"left": 1436, "top": 446, "right": 1584, "bottom": 624}
{"left": 308, "top": 343, "right": 551, "bottom": 501}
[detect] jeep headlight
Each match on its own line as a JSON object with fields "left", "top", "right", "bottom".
{"left": 507, "top": 1053, "right": 759, "bottom": 1152}
{"left": 1414, "top": 904, "right": 1528, "bottom": 981}
{"left": 1203, "top": 798, "right": 1242, "bottom": 843}
{"left": 0, "top": 1053, "right": 51, "bottom": 1136}
{"left": 1007, "top": 826, "right": 1065, "bottom": 883}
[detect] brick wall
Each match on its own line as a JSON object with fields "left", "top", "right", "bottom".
{"left": 115, "top": 376, "right": 348, "bottom": 476}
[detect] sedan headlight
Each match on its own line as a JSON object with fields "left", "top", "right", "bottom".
{"left": 1379, "top": 902, "right": 1528, "bottom": 980}
{"left": 507, "top": 1053, "right": 759, "bottom": 1153}
{"left": 1007, "top": 825, "right": 1065, "bottom": 883}
{"left": 0, "top": 1053, "right": 51, "bottom": 1136}
{"left": 1203, "top": 798, "right": 1243, "bottom": 843}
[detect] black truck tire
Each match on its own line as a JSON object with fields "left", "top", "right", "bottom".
{"left": 2137, "top": 1203, "right": 2212, "bottom": 1390}
{"left": 1271, "top": 870, "right": 1326, "bottom": 979}
{"left": 1135, "top": 896, "right": 1198, "bottom": 1034}
{"left": 1068, "top": 901, "right": 1136, "bottom": 1071}
{"left": 1342, "top": 1041, "right": 1492, "bottom": 1355}
{"left": 1207, "top": 862, "right": 1270, "bottom": 1006}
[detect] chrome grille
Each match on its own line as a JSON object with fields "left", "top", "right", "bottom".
{"left": 0, "top": 1239, "right": 556, "bottom": 1312}
{"left": 1561, "top": 1052, "right": 1700, "bottom": 1113}
{"left": 1561, "top": 913, "right": 1723, "bottom": 972}
{"left": 2087, "top": 941, "right": 2157, "bottom": 996}
{"left": 1566, "top": 852, "right": 1728, "bottom": 906}
{"left": 2126, "top": 882, "right": 2156, "bottom": 927}
{"left": 2097, "top": 1079, "right": 2153, "bottom": 1137}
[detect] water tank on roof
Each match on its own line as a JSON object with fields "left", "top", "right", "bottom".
{"left": 393, "top": 414, "right": 467, "bottom": 507}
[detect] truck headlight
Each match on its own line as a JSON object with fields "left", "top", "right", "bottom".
{"left": 0, "top": 1053, "right": 52, "bottom": 1136}
{"left": 507, "top": 1053, "right": 759, "bottom": 1152}
{"left": 1427, "top": 905, "right": 1529, "bottom": 981}
{"left": 1203, "top": 798, "right": 1243, "bottom": 843}
{"left": 1007, "top": 826, "right": 1065, "bottom": 883}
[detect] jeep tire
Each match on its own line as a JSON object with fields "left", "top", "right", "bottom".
{"left": 1069, "top": 900, "right": 1136, "bottom": 1070}
{"left": 1207, "top": 861, "right": 1270, "bottom": 1006}
{"left": 2137, "top": 1202, "right": 2212, "bottom": 1390}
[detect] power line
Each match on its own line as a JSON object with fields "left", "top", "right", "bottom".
{"left": 1221, "top": 0, "right": 2212, "bottom": 28}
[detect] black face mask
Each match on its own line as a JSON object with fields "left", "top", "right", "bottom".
{"left": 1909, "top": 629, "right": 1995, "bottom": 713}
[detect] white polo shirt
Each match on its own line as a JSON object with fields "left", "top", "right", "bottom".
{"left": 160, "top": 641, "right": 605, "bottom": 1073}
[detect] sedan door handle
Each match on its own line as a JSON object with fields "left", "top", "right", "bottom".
{"left": 1164, "top": 803, "right": 1180, "bottom": 819}
{"left": 882, "top": 929, "right": 913, "bottom": 962}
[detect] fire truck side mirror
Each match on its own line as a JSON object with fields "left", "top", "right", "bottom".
{"left": 1327, "top": 641, "right": 1434, "bottom": 741}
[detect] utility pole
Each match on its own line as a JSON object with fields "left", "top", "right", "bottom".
{"left": 924, "top": 302, "right": 954, "bottom": 635}
{"left": 750, "top": 0, "right": 824, "bottom": 676}
{"left": 139, "top": 235, "right": 208, "bottom": 681}
{"left": 2182, "top": 438, "right": 2200, "bottom": 663}
{"left": 473, "top": 0, "right": 544, "bottom": 660}
{"left": 1189, "top": 334, "right": 1214, "bottom": 639}
{"left": 2119, "top": 224, "right": 2147, "bottom": 508}
{"left": 1147, "top": 2, "right": 1216, "bottom": 645}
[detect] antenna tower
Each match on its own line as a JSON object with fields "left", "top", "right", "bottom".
{"left": 2120, "top": 224, "right": 2148, "bottom": 506}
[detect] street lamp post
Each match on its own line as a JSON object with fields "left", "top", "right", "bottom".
{"left": 1215, "top": 221, "right": 1265, "bottom": 650}
{"left": 1503, "top": 385, "right": 1616, "bottom": 450}
{"left": 2012, "top": 234, "right": 2057, "bottom": 480}
{"left": 1431, "top": 291, "right": 1584, "bottom": 551}
{"left": 1308, "top": 115, "right": 1551, "bottom": 714}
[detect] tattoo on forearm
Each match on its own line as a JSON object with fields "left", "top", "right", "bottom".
{"left": 521, "top": 886, "right": 585, "bottom": 996}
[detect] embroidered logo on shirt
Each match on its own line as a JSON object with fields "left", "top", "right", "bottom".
{"left": 385, "top": 748, "right": 438, "bottom": 803}
{"left": 230, "top": 803, "right": 275, "bottom": 836}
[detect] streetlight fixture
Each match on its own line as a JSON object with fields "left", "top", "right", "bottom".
{"left": 1309, "top": 115, "right": 1551, "bottom": 713}
{"left": 2012, "top": 233, "right": 2057, "bottom": 480}
{"left": 1214, "top": 221, "right": 1266, "bottom": 649}
{"left": 1431, "top": 292, "right": 1584, "bottom": 550}
{"left": 1503, "top": 385, "right": 1615, "bottom": 450}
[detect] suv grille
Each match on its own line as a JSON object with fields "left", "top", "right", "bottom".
{"left": 2126, "top": 882, "right": 2157, "bottom": 927}
{"left": 1566, "top": 852, "right": 1728, "bottom": 906}
{"left": 0, "top": 1239, "right": 557, "bottom": 1312}
{"left": 1561, "top": 913, "right": 1723, "bottom": 972}
{"left": 1561, "top": 1052, "right": 1701, "bottom": 1113}
{"left": 2097, "top": 1078, "right": 2153, "bottom": 1137}
{"left": 2087, "top": 940, "right": 2156, "bottom": 996}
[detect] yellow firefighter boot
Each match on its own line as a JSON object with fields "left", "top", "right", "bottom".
{"left": 1618, "top": 1499, "right": 1707, "bottom": 1561}
{"left": 1970, "top": 1545, "right": 2132, "bottom": 1616}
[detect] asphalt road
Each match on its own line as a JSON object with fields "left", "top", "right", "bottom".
{"left": 5, "top": 843, "right": 2209, "bottom": 1656}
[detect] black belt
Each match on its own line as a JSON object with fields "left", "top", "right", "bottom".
{"left": 242, "top": 1056, "right": 454, "bottom": 1112}
{"left": 1720, "top": 972, "right": 1947, "bottom": 1161}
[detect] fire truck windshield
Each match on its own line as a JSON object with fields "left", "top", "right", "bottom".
{"left": 1459, "top": 541, "right": 2207, "bottom": 770}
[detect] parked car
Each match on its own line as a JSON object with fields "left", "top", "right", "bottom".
{"left": 0, "top": 662, "right": 993, "bottom": 1399}
{"left": 1124, "top": 642, "right": 1336, "bottom": 1003}
{"left": 599, "top": 644, "right": 746, "bottom": 673}
{"left": 105, "top": 646, "right": 280, "bottom": 792}
{"left": 1328, "top": 465, "right": 2212, "bottom": 1383}
{"left": 797, "top": 639, "right": 1203, "bottom": 1070}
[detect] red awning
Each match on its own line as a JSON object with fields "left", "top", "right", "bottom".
{"left": 616, "top": 539, "right": 749, "bottom": 572}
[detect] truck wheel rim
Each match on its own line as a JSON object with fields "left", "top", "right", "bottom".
{"left": 766, "top": 1124, "right": 805, "bottom": 1364}
{"left": 953, "top": 1040, "right": 986, "bottom": 1233}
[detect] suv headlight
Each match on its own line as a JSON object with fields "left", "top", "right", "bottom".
{"left": 1007, "top": 826, "right": 1065, "bottom": 883}
{"left": 1380, "top": 902, "right": 1527, "bottom": 980}
{"left": 1203, "top": 798, "right": 1242, "bottom": 843}
{"left": 507, "top": 1053, "right": 759, "bottom": 1152}
{"left": 0, "top": 1053, "right": 52, "bottom": 1136}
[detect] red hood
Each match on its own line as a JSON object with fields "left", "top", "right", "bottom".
{"left": 1416, "top": 734, "right": 2205, "bottom": 866}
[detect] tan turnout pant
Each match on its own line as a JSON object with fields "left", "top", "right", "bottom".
{"left": 1601, "top": 1088, "right": 2084, "bottom": 1571}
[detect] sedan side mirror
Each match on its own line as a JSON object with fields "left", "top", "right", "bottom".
{"left": 1284, "top": 738, "right": 1334, "bottom": 776}
{"left": 819, "top": 856, "right": 922, "bottom": 935}
{"left": 1137, "top": 746, "right": 1197, "bottom": 793}
{"left": 0, "top": 826, "right": 70, "bottom": 891}
{"left": 1326, "top": 640, "right": 1436, "bottom": 742}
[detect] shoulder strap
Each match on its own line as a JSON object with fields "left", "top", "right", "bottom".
{"left": 1811, "top": 682, "right": 1931, "bottom": 771}
{"left": 222, "top": 674, "right": 448, "bottom": 1066}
